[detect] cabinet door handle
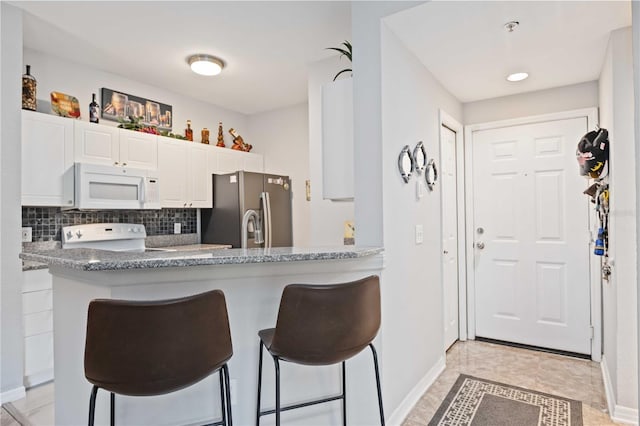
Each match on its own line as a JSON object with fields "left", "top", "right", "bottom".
{"left": 189, "top": 203, "right": 192, "bottom": 207}
{"left": 114, "top": 161, "right": 119, "bottom": 165}
{"left": 183, "top": 203, "right": 187, "bottom": 207}
{"left": 122, "top": 162, "right": 127, "bottom": 166}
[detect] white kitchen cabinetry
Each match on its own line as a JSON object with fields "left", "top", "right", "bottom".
{"left": 321, "top": 78, "right": 354, "bottom": 200}
{"left": 21, "top": 110, "right": 75, "bottom": 206}
{"left": 212, "top": 147, "right": 264, "bottom": 174}
{"left": 74, "top": 121, "right": 158, "bottom": 169}
{"left": 22, "top": 269, "right": 54, "bottom": 388}
{"left": 157, "top": 137, "right": 212, "bottom": 208}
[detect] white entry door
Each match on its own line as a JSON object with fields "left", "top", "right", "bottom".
{"left": 472, "top": 117, "right": 591, "bottom": 355}
{"left": 442, "top": 125, "right": 459, "bottom": 350}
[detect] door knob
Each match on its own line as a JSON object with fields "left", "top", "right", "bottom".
{"left": 476, "top": 241, "right": 485, "bottom": 250}
{"left": 443, "top": 250, "right": 449, "bottom": 254}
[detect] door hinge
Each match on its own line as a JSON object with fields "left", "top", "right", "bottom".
{"left": 590, "top": 326, "right": 594, "bottom": 340}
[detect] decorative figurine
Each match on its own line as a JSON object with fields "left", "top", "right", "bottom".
{"left": 229, "top": 128, "right": 252, "bottom": 152}
{"left": 216, "top": 122, "right": 226, "bottom": 147}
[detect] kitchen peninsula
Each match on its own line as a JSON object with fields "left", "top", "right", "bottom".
{"left": 20, "top": 246, "right": 384, "bottom": 426}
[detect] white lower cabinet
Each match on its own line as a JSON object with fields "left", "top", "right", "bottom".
{"left": 22, "top": 269, "right": 54, "bottom": 388}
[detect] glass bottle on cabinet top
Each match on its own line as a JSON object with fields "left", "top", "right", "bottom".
{"left": 22, "top": 65, "right": 37, "bottom": 111}
{"left": 201, "top": 128, "right": 210, "bottom": 144}
{"left": 185, "top": 120, "right": 193, "bottom": 141}
{"left": 89, "top": 93, "right": 100, "bottom": 123}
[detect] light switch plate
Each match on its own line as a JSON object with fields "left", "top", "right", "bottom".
{"left": 415, "top": 224, "right": 424, "bottom": 244}
{"left": 173, "top": 223, "right": 181, "bottom": 234}
{"left": 21, "top": 227, "right": 32, "bottom": 243}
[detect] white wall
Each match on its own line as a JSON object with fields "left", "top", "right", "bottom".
{"left": 307, "top": 57, "right": 354, "bottom": 246}
{"left": 0, "top": 2, "right": 26, "bottom": 403}
{"left": 633, "top": 1, "right": 640, "bottom": 415}
{"left": 352, "top": 1, "right": 462, "bottom": 422}
{"left": 23, "top": 48, "right": 248, "bottom": 141}
{"left": 599, "top": 26, "right": 638, "bottom": 419}
{"left": 463, "top": 81, "right": 599, "bottom": 124}
{"left": 246, "top": 103, "right": 311, "bottom": 246}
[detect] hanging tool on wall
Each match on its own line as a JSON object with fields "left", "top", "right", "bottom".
{"left": 577, "top": 127, "right": 611, "bottom": 280}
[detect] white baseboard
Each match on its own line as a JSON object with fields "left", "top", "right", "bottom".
{"left": 387, "top": 355, "right": 446, "bottom": 426}
{"left": 601, "top": 355, "right": 639, "bottom": 425}
{"left": 0, "top": 386, "right": 26, "bottom": 404}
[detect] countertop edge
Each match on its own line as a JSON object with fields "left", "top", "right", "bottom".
{"left": 20, "top": 247, "right": 385, "bottom": 271}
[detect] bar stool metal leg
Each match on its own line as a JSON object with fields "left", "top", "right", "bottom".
{"left": 369, "top": 344, "right": 385, "bottom": 426}
{"left": 219, "top": 369, "right": 227, "bottom": 426}
{"left": 273, "top": 356, "right": 281, "bottom": 426}
{"left": 256, "top": 341, "right": 264, "bottom": 426}
{"left": 342, "top": 361, "right": 346, "bottom": 426}
{"left": 223, "top": 364, "right": 233, "bottom": 426}
{"left": 88, "top": 385, "right": 99, "bottom": 426}
{"left": 110, "top": 392, "right": 115, "bottom": 426}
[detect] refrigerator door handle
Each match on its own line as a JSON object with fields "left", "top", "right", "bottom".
{"left": 261, "top": 192, "right": 272, "bottom": 248}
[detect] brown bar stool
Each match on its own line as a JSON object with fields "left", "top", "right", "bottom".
{"left": 255, "top": 275, "right": 384, "bottom": 426}
{"left": 84, "top": 289, "right": 233, "bottom": 426}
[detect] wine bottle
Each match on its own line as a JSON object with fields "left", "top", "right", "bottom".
{"left": 22, "top": 65, "right": 37, "bottom": 111}
{"left": 185, "top": 120, "right": 193, "bottom": 141}
{"left": 89, "top": 93, "right": 100, "bottom": 123}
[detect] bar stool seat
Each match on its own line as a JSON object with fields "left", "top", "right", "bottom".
{"left": 84, "top": 289, "right": 233, "bottom": 426}
{"left": 255, "top": 275, "right": 384, "bottom": 426}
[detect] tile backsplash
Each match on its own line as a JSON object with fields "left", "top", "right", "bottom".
{"left": 22, "top": 207, "right": 197, "bottom": 242}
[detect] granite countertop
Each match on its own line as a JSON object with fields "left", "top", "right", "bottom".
{"left": 20, "top": 246, "right": 384, "bottom": 271}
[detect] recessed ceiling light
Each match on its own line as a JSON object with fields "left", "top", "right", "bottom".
{"left": 187, "top": 54, "right": 224, "bottom": 76}
{"left": 506, "top": 72, "right": 529, "bottom": 82}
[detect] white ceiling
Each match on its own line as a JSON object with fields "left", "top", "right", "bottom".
{"left": 14, "top": 1, "right": 351, "bottom": 115}
{"left": 385, "top": 1, "right": 631, "bottom": 103}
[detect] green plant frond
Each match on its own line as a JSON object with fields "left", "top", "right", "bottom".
{"left": 333, "top": 68, "right": 352, "bottom": 81}
{"left": 326, "top": 47, "right": 350, "bottom": 57}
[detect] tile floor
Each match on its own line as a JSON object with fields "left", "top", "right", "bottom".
{"left": 1, "top": 340, "right": 619, "bottom": 426}
{"left": 402, "top": 340, "right": 619, "bottom": 426}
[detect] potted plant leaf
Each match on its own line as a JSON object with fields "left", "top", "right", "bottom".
{"left": 327, "top": 40, "right": 352, "bottom": 81}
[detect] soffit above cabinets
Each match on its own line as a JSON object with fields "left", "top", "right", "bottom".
{"left": 384, "top": 1, "right": 631, "bottom": 102}
{"left": 15, "top": 1, "right": 351, "bottom": 115}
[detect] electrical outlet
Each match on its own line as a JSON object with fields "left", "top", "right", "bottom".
{"left": 173, "top": 223, "right": 181, "bottom": 234}
{"left": 230, "top": 379, "right": 237, "bottom": 405}
{"left": 415, "top": 225, "right": 424, "bottom": 244}
{"left": 21, "top": 227, "right": 32, "bottom": 243}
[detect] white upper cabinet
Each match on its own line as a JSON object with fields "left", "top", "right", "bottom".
{"left": 73, "top": 120, "right": 119, "bottom": 165}
{"left": 157, "top": 137, "right": 189, "bottom": 207}
{"left": 188, "top": 144, "right": 212, "bottom": 208}
{"left": 118, "top": 129, "right": 158, "bottom": 170}
{"left": 212, "top": 147, "right": 264, "bottom": 174}
{"left": 157, "top": 137, "right": 212, "bottom": 208}
{"left": 22, "top": 110, "right": 75, "bottom": 207}
{"left": 74, "top": 121, "right": 158, "bottom": 169}
{"left": 321, "top": 78, "right": 354, "bottom": 200}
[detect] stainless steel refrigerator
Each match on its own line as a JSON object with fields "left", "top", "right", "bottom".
{"left": 201, "top": 171, "right": 293, "bottom": 248}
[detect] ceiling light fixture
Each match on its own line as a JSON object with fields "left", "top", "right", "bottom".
{"left": 506, "top": 72, "right": 529, "bottom": 82}
{"left": 187, "top": 54, "right": 224, "bottom": 76}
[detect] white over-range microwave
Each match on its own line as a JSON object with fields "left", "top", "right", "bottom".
{"left": 70, "top": 163, "right": 160, "bottom": 210}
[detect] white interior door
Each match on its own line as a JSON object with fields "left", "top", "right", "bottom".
{"left": 472, "top": 117, "right": 591, "bottom": 354}
{"left": 442, "top": 125, "right": 459, "bottom": 350}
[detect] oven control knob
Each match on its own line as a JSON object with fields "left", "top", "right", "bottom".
{"left": 76, "top": 231, "right": 83, "bottom": 239}
{"left": 128, "top": 227, "right": 133, "bottom": 232}
{"left": 66, "top": 231, "right": 73, "bottom": 240}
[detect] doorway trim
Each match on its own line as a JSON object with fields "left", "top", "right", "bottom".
{"left": 463, "top": 107, "right": 601, "bottom": 361}
{"left": 439, "top": 109, "right": 467, "bottom": 342}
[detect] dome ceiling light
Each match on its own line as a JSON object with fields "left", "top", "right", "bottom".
{"left": 187, "top": 54, "right": 224, "bottom": 76}
{"left": 506, "top": 72, "right": 529, "bottom": 82}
